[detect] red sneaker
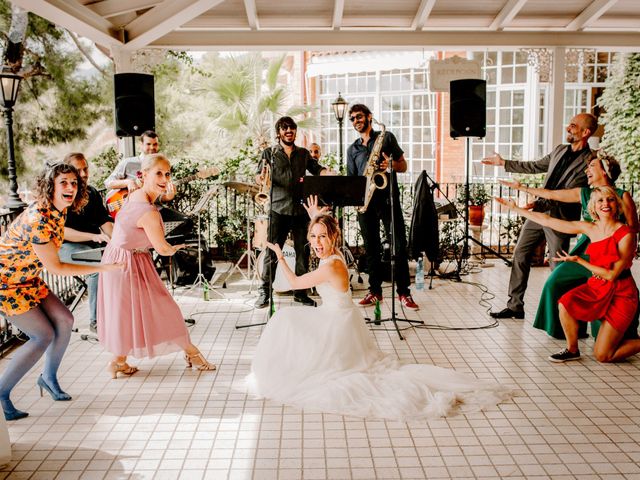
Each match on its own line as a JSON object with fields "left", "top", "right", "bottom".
{"left": 399, "top": 294, "right": 419, "bottom": 310}
{"left": 359, "top": 292, "right": 383, "bottom": 306}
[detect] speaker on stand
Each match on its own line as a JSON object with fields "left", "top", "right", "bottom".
{"left": 114, "top": 73, "right": 155, "bottom": 150}
{"left": 449, "top": 79, "right": 510, "bottom": 278}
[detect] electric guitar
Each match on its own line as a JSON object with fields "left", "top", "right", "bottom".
{"left": 105, "top": 166, "right": 219, "bottom": 219}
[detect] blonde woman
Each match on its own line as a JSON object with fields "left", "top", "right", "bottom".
{"left": 497, "top": 186, "right": 640, "bottom": 363}
{"left": 98, "top": 154, "right": 215, "bottom": 377}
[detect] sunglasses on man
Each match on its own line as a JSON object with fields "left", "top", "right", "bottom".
{"left": 349, "top": 113, "right": 365, "bottom": 122}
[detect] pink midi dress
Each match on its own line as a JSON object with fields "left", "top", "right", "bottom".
{"left": 97, "top": 201, "right": 190, "bottom": 358}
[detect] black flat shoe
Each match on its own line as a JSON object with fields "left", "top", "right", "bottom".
{"left": 254, "top": 292, "right": 269, "bottom": 309}
{"left": 293, "top": 295, "right": 316, "bottom": 307}
{"left": 490, "top": 308, "right": 525, "bottom": 319}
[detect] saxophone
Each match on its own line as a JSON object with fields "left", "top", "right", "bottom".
{"left": 255, "top": 162, "right": 271, "bottom": 206}
{"left": 358, "top": 119, "right": 389, "bottom": 213}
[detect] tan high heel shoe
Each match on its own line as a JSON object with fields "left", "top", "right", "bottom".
{"left": 107, "top": 361, "right": 139, "bottom": 379}
{"left": 184, "top": 352, "right": 216, "bottom": 371}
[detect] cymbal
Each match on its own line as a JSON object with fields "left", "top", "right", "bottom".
{"left": 224, "top": 181, "right": 259, "bottom": 195}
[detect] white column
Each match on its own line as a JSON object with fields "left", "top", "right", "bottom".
{"left": 110, "top": 46, "right": 134, "bottom": 73}
{"left": 548, "top": 46, "right": 566, "bottom": 148}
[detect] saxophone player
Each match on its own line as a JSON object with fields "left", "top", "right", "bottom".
{"left": 346, "top": 104, "right": 419, "bottom": 311}
{"left": 254, "top": 116, "right": 335, "bottom": 309}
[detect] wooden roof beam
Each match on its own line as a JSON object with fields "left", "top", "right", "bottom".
{"left": 489, "top": 0, "right": 529, "bottom": 31}
{"left": 332, "top": 0, "right": 344, "bottom": 30}
{"left": 243, "top": 0, "right": 259, "bottom": 29}
{"left": 566, "top": 0, "right": 619, "bottom": 31}
{"left": 411, "top": 0, "right": 436, "bottom": 30}
{"left": 11, "top": 0, "right": 121, "bottom": 47}
{"left": 124, "top": 0, "right": 225, "bottom": 50}
{"left": 86, "top": 0, "right": 160, "bottom": 19}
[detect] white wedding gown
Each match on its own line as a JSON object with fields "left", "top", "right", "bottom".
{"left": 249, "top": 255, "right": 511, "bottom": 420}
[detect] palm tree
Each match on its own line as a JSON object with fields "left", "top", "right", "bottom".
{"left": 204, "top": 53, "right": 314, "bottom": 150}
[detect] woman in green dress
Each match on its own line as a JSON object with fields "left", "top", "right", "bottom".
{"left": 500, "top": 152, "right": 638, "bottom": 339}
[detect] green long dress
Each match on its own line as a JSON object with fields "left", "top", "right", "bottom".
{"left": 532, "top": 187, "right": 639, "bottom": 339}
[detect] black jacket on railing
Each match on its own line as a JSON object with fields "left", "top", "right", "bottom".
{"left": 409, "top": 171, "right": 439, "bottom": 263}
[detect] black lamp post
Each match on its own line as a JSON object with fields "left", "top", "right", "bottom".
{"left": 331, "top": 92, "right": 348, "bottom": 174}
{"left": 0, "top": 70, "right": 25, "bottom": 211}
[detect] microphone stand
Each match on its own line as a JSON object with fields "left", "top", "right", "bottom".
{"left": 236, "top": 146, "right": 276, "bottom": 329}
{"left": 364, "top": 155, "right": 424, "bottom": 340}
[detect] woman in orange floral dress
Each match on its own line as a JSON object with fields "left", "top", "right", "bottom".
{"left": 0, "top": 163, "right": 122, "bottom": 421}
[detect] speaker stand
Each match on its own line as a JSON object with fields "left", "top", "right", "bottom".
{"left": 452, "top": 137, "right": 511, "bottom": 280}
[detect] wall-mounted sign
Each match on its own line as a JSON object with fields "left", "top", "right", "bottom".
{"left": 428, "top": 56, "right": 482, "bottom": 92}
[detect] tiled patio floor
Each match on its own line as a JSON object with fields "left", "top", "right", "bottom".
{"left": 2, "top": 258, "right": 640, "bottom": 479}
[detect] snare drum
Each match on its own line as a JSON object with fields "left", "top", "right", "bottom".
{"left": 256, "top": 243, "right": 296, "bottom": 292}
{"left": 252, "top": 215, "right": 269, "bottom": 250}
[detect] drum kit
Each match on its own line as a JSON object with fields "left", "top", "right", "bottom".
{"left": 221, "top": 180, "right": 284, "bottom": 291}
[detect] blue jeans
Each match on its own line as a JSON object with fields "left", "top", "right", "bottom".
{"left": 58, "top": 242, "right": 99, "bottom": 328}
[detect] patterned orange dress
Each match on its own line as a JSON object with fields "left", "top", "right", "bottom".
{"left": 0, "top": 203, "right": 65, "bottom": 316}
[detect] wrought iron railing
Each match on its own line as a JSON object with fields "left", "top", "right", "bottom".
{"left": 1, "top": 178, "right": 639, "bottom": 351}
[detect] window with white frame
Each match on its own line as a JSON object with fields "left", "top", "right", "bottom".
{"left": 562, "top": 50, "right": 618, "bottom": 126}
{"left": 316, "top": 67, "right": 437, "bottom": 182}
{"left": 470, "top": 51, "right": 529, "bottom": 181}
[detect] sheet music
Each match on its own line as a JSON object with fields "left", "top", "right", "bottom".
{"left": 188, "top": 186, "right": 219, "bottom": 216}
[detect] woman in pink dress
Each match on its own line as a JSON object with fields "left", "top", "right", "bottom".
{"left": 98, "top": 153, "right": 215, "bottom": 378}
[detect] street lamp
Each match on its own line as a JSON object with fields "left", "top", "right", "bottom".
{"left": 0, "top": 69, "right": 25, "bottom": 211}
{"left": 331, "top": 92, "right": 348, "bottom": 174}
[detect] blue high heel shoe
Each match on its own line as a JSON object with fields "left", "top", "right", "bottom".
{"left": 3, "top": 407, "right": 28, "bottom": 421}
{"left": 37, "top": 375, "right": 72, "bottom": 401}
{"left": 1, "top": 398, "right": 28, "bottom": 421}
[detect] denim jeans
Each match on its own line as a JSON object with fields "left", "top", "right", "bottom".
{"left": 58, "top": 242, "right": 100, "bottom": 328}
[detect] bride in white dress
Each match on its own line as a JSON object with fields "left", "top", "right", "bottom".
{"left": 249, "top": 199, "right": 511, "bottom": 420}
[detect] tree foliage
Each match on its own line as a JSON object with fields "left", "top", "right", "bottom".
{"left": 147, "top": 52, "right": 315, "bottom": 182}
{"left": 598, "top": 53, "right": 640, "bottom": 182}
{"left": 0, "top": 1, "right": 111, "bottom": 181}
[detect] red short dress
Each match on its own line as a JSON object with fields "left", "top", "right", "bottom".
{"left": 559, "top": 224, "right": 638, "bottom": 333}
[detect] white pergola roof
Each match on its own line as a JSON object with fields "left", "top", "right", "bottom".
{"left": 10, "top": 0, "right": 640, "bottom": 51}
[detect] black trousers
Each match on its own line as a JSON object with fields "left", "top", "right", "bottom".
{"left": 260, "top": 211, "right": 310, "bottom": 296}
{"left": 358, "top": 193, "right": 411, "bottom": 297}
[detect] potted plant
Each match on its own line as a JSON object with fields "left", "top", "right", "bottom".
{"left": 214, "top": 211, "right": 247, "bottom": 259}
{"left": 456, "top": 183, "right": 491, "bottom": 226}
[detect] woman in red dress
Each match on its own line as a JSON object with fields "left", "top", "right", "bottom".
{"left": 497, "top": 185, "right": 640, "bottom": 363}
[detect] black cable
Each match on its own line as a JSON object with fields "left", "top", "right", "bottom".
{"left": 361, "top": 266, "right": 500, "bottom": 332}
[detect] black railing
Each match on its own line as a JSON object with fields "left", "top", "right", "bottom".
{"left": 1, "top": 179, "right": 638, "bottom": 337}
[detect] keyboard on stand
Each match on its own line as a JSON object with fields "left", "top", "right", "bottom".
{"left": 71, "top": 247, "right": 105, "bottom": 262}
{"left": 164, "top": 220, "right": 184, "bottom": 236}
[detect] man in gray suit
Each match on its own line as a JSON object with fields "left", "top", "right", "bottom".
{"left": 483, "top": 113, "right": 597, "bottom": 319}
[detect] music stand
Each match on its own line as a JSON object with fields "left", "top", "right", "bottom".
{"left": 186, "top": 186, "right": 222, "bottom": 299}
{"left": 302, "top": 176, "right": 366, "bottom": 278}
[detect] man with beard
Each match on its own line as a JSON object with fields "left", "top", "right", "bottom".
{"left": 105, "top": 130, "right": 176, "bottom": 203}
{"left": 309, "top": 143, "right": 322, "bottom": 161}
{"left": 254, "top": 116, "right": 335, "bottom": 309}
{"left": 482, "top": 112, "right": 596, "bottom": 319}
{"left": 346, "top": 104, "right": 419, "bottom": 310}
{"left": 58, "top": 153, "right": 113, "bottom": 333}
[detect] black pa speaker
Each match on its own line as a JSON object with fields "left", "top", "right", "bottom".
{"left": 450, "top": 79, "right": 486, "bottom": 138}
{"left": 114, "top": 73, "right": 155, "bottom": 137}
